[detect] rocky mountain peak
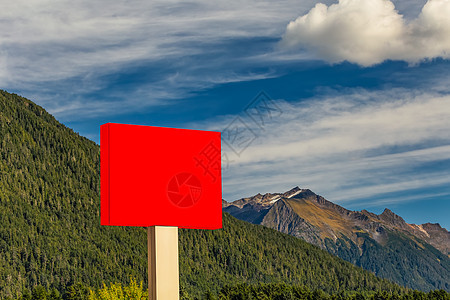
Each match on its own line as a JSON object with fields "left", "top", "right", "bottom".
{"left": 380, "top": 208, "right": 392, "bottom": 218}
{"left": 379, "top": 208, "right": 406, "bottom": 224}
{"left": 282, "top": 186, "right": 303, "bottom": 198}
{"left": 419, "top": 223, "right": 450, "bottom": 255}
{"left": 422, "top": 223, "right": 445, "bottom": 231}
{"left": 222, "top": 199, "right": 230, "bottom": 208}
{"left": 381, "top": 208, "right": 394, "bottom": 215}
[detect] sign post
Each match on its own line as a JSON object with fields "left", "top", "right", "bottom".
{"left": 148, "top": 226, "right": 179, "bottom": 299}
{"left": 100, "top": 123, "right": 222, "bottom": 300}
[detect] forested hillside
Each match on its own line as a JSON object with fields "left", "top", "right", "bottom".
{"left": 0, "top": 90, "right": 148, "bottom": 298}
{"left": 0, "top": 90, "right": 417, "bottom": 299}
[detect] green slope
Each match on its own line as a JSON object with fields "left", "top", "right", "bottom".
{"left": 0, "top": 90, "right": 405, "bottom": 298}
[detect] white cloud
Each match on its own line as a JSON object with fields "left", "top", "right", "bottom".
{"left": 281, "top": 0, "right": 450, "bottom": 66}
{"left": 208, "top": 89, "right": 450, "bottom": 203}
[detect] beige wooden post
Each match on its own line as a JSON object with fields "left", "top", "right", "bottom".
{"left": 148, "top": 226, "right": 179, "bottom": 300}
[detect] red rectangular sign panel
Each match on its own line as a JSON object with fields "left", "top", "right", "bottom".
{"left": 101, "top": 123, "right": 222, "bottom": 229}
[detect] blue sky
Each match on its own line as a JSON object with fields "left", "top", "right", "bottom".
{"left": 1, "top": 0, "right": 450, "bottom": 229}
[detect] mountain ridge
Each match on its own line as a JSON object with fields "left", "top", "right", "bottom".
{"left": 223, "top": 187, "right": 450, "bottom": 291}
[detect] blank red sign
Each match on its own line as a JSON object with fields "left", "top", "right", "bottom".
{"left": 101, "top": 123, "right": 222, "bottom": 229}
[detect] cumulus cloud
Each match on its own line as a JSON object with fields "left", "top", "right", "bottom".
{"left": 281, "top": 0, "right": 450, "bottom": 66}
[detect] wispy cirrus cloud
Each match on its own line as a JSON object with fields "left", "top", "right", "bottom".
{"left": 1, "top": 0, "right": 322, "bottom": 119}
{"left": 281, "top": 0, "right": 450, "bottom": 66}
{"left": 203, "top": 88, "right": 450, "bottom": 206}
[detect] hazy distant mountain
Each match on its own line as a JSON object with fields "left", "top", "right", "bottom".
{"left": 223, "top": 187, "right": 450, "bottom": 291}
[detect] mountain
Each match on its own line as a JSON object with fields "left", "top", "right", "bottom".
{"left": 0, "top": 90, "right": 407, "bottom": 299}
{"left": 223, "top": 187, "right": 450, "bottom": 292}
